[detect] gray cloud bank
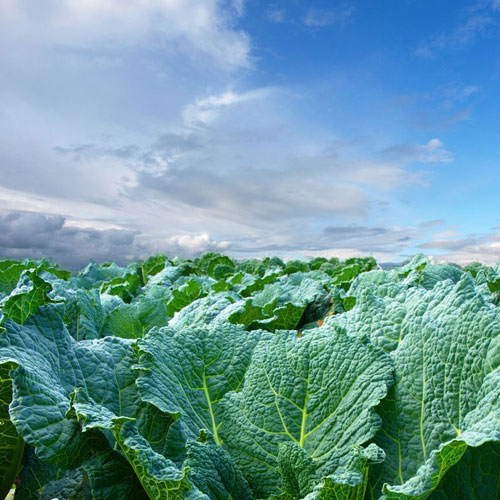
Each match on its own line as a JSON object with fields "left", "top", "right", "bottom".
{"left": 0, "top": 210, "right": 455, "bottom": 270}
{"left": 0, "top": 212, "right": 229, "bottom": 270}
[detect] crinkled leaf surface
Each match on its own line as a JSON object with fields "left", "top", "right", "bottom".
{"left": 0, "top": 363, "right": 24, "bottom": 500}
{"left": 227, "top": 274, "right": 330, "bottom": 332}
{"left": 136, "top": 323, "right": 266, "bottom": 443}
{"left": 340, "top": 276, "right": 500, "bottom": 499}
{"left": 0, "top": 271, "right": 55, "bottom": 325}
{"left": 169, "top": 293, "right": 239, "bottom": 329}
{"left": 103, "top": 295, "right": 168, "bottom": 339}
{"left": 219, "top": 327, "right": 393, "bottom": 499}
{"left": 15, "top": 446, "right": 148, "bottom": 500}
{"left": 14, "top": 447, "right": 93, "bottom": 500}
{"left": 73, "top": 400, "right": 191, "bottom": 500}
{"left": 166, "top": 279, "right": 206, "bottom": 318}
{"left": 0, "top": 304, "right": 143, "bottom": 466}
{"left": 305, "top": 444, "right": 386, "bottom": 500}
{"left": 427, "top": 441, "right": 500, "bottom": 500}
{"left": 184, "top": 431, "right": 253, "bottom": 500}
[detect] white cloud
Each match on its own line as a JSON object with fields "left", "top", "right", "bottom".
{"left": 267, "top": 9, "right": 286, "bottom": 23}
{"left": 418, "top": 138, "right": 453, "bottom": 163}
{"left": 303, "top": 6, "right": 353, "bottom": 28}
{"left": 419, "top": 230, "right": 500, "bottom": 265}
{"left": 0, "top": 0, "right": 476, "bottom": 266}
{"left": 416, "top": 13, "right": 495, "bottom": 58}
{"left": 169, "top": 233, "right": 231, "bottom": 255}
{"left": 0, "top": 0, "right": 251, "bottom": 70}
{"left": 379, "top": 138, "right": 453, "bottom": 164}
{"left": 182, "top": 88, "right": 274, "bottom": 127}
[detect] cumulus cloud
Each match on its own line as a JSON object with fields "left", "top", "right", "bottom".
{"left": 169, "top": 233, "right": 231, "bottom": 256}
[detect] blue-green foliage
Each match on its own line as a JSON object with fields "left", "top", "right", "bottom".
{"left": 1, "top": 253, "right": 500, "bottom": 500}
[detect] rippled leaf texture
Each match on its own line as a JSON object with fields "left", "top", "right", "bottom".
{"left": 0, "top": 258, "right": 69, "bottom": 300}
{"left": 71, "top": 262, "right": 132, "bottom": 290}
{"left": 184, "top": 431, "right": 253, "bottom": 500}
{"left": 15, "top": 446, "right": 150, "bottom": 500}
{"left": 166, "top": 279, "right": 206, "bottom": 318}
{"left": 0, "top": 271, "right": 54, "bottom": 325}
{"left": 305, "top": 444, "right": 386, "bottom": 500}
{"left": 0, "top": 363, "right": 24, "bottom": 500}
{"left": 0, "top": 302, "right": 188, "bottom": 499}
{"left": 101, "top": 272, "right": 142, "bottom": 303}
{"left": 343, "top": 276, "right": 500, "bottom": 499}
{"left": 0, "top": 305, "right": 143, "bottom": 466}
{"left": 219, "top": 327, "right": 393, "bottom": 499}
{"left": 229, "top": 274, "right": 330, "bottom": 331}
{"left": 73, "top": 401, "right": 191, "bottom": 500}
{"left": 103, "top": 295, "right": 168, "bottom": 339}
{"left": 136, "top": 323, "right": 265, "bottom": 442}
{"left": 138, "top": 255, "right": 169, "bottom": 285}
{"left": 15, "top": 447, "right": 92, "bottom": 500}
{"left": 427, "top": 442, "right": 500, "bottom": 500}
{"left": 237, "top": 272, "right": 279, "bottom": 297}
{"left": 169, "top": 293, "right": 239, "bottom": 329}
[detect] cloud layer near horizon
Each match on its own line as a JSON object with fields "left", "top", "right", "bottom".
{"left": 1, "top": 0, "right": 499, "bottom": 267}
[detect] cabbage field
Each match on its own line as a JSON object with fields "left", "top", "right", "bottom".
{"left": 1, "top": 253, "right": 500, "bottom": 500}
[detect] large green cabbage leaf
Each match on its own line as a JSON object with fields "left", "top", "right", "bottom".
{"left": 219, "top": 326, "right": 393, "bottom": 499}
{"left": 333, "top": 271, "right": 500, "bottom": 499}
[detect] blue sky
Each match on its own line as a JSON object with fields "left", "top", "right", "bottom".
{"left": 1, "top": 0, "right": 500, "bottom": 268}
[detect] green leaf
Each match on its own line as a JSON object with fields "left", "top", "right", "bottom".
{"left": 227, "top": 299, "right": 271, "bottom": 329}
{"left": 168, "top": 292, "right": 239, "bottom": 329}
{"left": 83, "top": 452, "right": 149, "bottom": 500}
{"left": 166, "top": 279, "right": 206, "bottom": 318}
{"left": 16, "top": 447, "right": 148, "bottom": 500}
{"left": 0, "top": 260, "right": 31, "bottom": 298}
{"left": 219, "top": 327, "right": 393, "bottom": 499}
{"left": 0, "top": 271, "right": 54, "bottom": 325}
{"left": 101, "top": 272, "right": 142, "bottom": 303}
{"left": 428, "top": 441, "right": 500, "bottom": 500}
{"left": 136, "top": 323, "right": 265, "bottom": 443}
{"left": 355, "top": 276, "right": 500, "bottom": 499}
{"left": 307, "top": 444, "right": 385, "bottom": 500}
{"left": 229, "top": 274, "right": 330, "bottom": 332}
{"left": 0, "top": 363, "right": 24, "bottom": 500}
{"left": 73, "top": 398, "right": 191, "bottom": 500}
{"left": 73, "top": 262, "right": 131, "bottom": 290}
{"left": 185, "top": 431, "right": 253, "bottom": 500}
{"left": 103, "top": 296, "right": 168, "bottom": 339}
{"left": 277, "top": 442, "right": 319, "bottom": 499}
{"left": 0, "top": 305, "right": 144, "bottom": 466}
{"left": 139, "top": 255, "right": 169, "bottom": 285}
{"left": 15, "top": 447, "right": 92, "bottom": 500}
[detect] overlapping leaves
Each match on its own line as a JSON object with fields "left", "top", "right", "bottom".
{"left": 2, "top": 253, "right": 500, "bottom": 500}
